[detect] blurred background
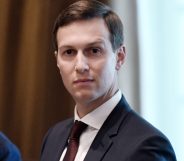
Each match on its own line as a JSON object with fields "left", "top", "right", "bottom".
{"left": 0, "top": 0, "right": 183, "bottom": 160}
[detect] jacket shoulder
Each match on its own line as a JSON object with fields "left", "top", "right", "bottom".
{"left": 40, "top": 118, "right": 73, "bottom": 161}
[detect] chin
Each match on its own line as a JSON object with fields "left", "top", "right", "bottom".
{"left": 73, "top": 91, "right": 96, "bottom": 103}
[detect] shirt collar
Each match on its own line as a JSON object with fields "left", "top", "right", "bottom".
{"left": 74, "top": 90, "right": 122, "bottom": 130}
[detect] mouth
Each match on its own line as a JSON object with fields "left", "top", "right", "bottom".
{"left": 73, "top": 78, "right": 94, "bottom": 84}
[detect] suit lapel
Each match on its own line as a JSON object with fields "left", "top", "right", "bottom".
{"left": 55, "top": 120, "right": 74, "bottom": 161}
{"left": 84, "top": 95, "right": 131, "bottom": 161}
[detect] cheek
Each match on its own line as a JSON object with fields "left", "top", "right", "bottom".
{"left": 103, "top": 56, "right": 116, "bottom": 74}
{"left": 57, "top": 63, "right": 71, "bottom": 84}
{"left": 59, "top": 68, "right": 73, "bottom": 93}
{"left": 97, "top": 60, "right": 115, "bottom": 84}
{"left": 57, "top": 60, "right": 72, "bottom": 75}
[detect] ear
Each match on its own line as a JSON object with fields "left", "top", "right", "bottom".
{"left": 54, "top": 51, "right": 60, "bottom": 68}
{"left": 115, "top": 45, "right": 126, "bottom": 70}
{"left": 54, "top": 50, "right": 58, "bottom": 57}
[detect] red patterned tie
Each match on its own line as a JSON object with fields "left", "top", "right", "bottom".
{"left": 63, "top": 120, "right": 87, "bottom": 161}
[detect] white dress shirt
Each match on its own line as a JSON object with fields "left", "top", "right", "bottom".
{"left": 60, "top": 90, "right": 121, "bottom": 161}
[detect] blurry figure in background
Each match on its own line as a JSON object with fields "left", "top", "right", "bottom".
{"left": 0, "top": 132, "right": 22, "bottom": 161}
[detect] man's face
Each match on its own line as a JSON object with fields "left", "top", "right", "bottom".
{"left": 56, "top": 18, "right": 125, "bottom": 106}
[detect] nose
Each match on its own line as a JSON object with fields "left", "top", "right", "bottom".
{"left": 74, "top": 51, "right": 89, "bottom": 73}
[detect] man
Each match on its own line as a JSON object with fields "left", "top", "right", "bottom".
{"left": 41, "top": 0, "right": 176, "bottom": 161}
{"left": 0, "top": 132, "right": 22, "bottom": 161}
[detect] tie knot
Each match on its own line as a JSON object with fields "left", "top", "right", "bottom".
{"left": 70, "top": 121, "right": 87, "bottom": 139}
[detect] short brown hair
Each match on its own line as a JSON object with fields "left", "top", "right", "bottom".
{"left": 53, "top": 0, "right": 124, "bottom": 51}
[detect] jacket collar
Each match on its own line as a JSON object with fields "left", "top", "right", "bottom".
{"left": 84, "top": 95, "right": 131, "bottom": 161}
{"left": 55, "top": 119, "right": 74, "bottom": 161}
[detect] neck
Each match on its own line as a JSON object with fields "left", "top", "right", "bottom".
{"left": 76, "top": 87, "right": 119, "bottom": 118}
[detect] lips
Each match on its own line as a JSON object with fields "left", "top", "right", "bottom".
{"left": 73, "top": 78, "right": 94, "bottom": 84}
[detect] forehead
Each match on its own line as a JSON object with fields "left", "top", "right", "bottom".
{"left": 56, "top": 18, "right": 111, "bottom": 48}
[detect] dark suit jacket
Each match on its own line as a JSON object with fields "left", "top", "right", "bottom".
{"left": 0, "top": 132, "right": 22, "bottom": 161}
{"left": 41, "top": 96, "right": 176, "bottom": 161}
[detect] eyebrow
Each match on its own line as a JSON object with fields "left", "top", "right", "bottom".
{"left": 58, "top": 39, "right": 106, "bottom": 50}
{"left": 86, "top": 40, "right": 105, "bottom": 47}
{"left": 58, "top": 45, "right": 73, "bottom": 50}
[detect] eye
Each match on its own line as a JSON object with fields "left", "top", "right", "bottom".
{"left": 64, "top": 49, "right": 75, "bottom": 55}
{"left": 92, "top": 48, "right": 100, "bottom": 53}
{"left": 58, "top": 48, "right": 76, "bottom": 59}
{"left": 88, "top": 47, "right": 102, "bottom": 56}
